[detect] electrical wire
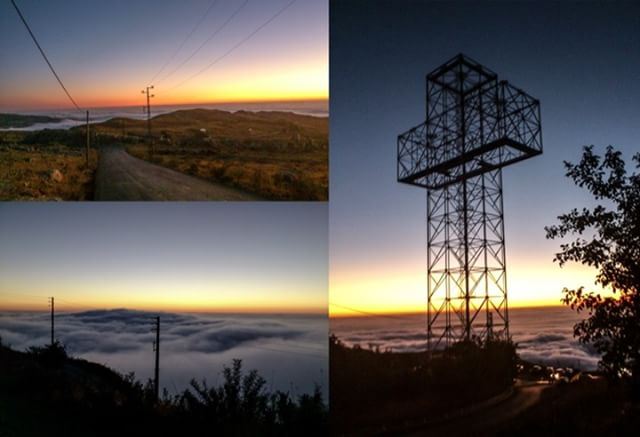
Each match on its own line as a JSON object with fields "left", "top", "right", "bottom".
{"left": 10, "top": 0, "right": 82, "bottom": 111}
{"left": 157, "top": 0, "right": 250, "bottom": 85}
{"left": 329, "top": 303, "right": 413, "bottom": 320}
{"left": 166, "top": 0, "right": 297, "bottom": 92}
{"left": 149, "top": 0, "right": 220, "bottom": 84}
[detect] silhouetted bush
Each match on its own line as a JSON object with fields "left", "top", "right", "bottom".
{"left": 0, "top": 344, "right": 326, "bottom": 437}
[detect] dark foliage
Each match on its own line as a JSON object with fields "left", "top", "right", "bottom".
{"left": 545, "top": 146, "right": 640, "bottom": 396}
{"left": 22, "top": 129, "right": 85, "bottom": 148}
{"left": 330, "top": 334, "right": 517, "bottom": 433}
{"left": 0, "top": 343, "right": 327, "bottom": 437}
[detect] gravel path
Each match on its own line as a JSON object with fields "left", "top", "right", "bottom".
{"left": 94, "top": 148, "right": 261, "bottom": 201}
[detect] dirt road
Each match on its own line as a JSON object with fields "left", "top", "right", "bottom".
{"left": 404, "top": 381, "right": 550, "bottom": 436}
{"left": 94, "top": 148, "right": 260, "bottom": 201}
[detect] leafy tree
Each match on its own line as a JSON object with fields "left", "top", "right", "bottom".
{"left": 545, "top": 145, "right": 640, "bottom": 395}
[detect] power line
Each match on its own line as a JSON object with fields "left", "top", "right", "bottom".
{"left": 149, "top": 0, "right": 221, "bottom": 84}
{"left": 329, "top": 303, "right": 413, "bottom": 320}
{"left": 157, "top": 0, "right": 249, "bottom": 85}
{"left": 10, "top": 0, "right": 82, "bottom": 111}
{"left": 166, "top": 0, "right": 297, "bottom": 92}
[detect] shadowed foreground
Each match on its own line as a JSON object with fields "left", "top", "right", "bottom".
{"left": 0, "top": 341, "right": 327, "bottom": 437}
{"left": 330, "top": 335, "right": 640, "bottom": 436}
{"left": 94, "top": 147, "right": 261, "bottom": 201}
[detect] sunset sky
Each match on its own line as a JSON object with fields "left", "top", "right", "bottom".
{"left": 0, "top": 0, "right": 327, "bottom": 110}
{"left": 329, "top": 0, "right": 640, "bottom": 316}
{"left": 0, "top": 203, "right": 327, "bottom": 313}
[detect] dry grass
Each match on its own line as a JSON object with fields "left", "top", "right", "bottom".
{"left": 0, "top": 145, "right": 97, "bottom": 200}
{"left": 101, "top": 109, "right": 328, "bottom": 200}
{"left": 128, "top": 145, "right": 327, "bottom": 200}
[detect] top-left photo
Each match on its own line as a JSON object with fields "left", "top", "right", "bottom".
{"left": 0, "top": 0, "right": 328, "bottom": 201}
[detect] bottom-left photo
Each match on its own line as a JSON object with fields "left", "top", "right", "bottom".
{"left": 0, "top": 202, "right": 328, "bottom": 436}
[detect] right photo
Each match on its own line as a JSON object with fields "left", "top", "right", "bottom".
{"left": 329, "top": 1, "right": 640, "bottom": 435}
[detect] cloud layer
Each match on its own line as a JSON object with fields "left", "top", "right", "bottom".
{"left": 0, "top": 309, "right": 328, "bottom": 395}
{"left": 331, "top": 307, "right": 600, "bottom": 370}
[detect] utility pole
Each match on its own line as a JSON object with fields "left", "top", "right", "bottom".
{"left": 141, "top": 86, "right": 154, "bottom": 157}
{"left": 85, "top": 110, "right": 90, "bottom": 168}
{"left": 49, "top": 297, "right": 54, "bottom": 346}
{"left": 153, "top": 316, "right": 160, "bottom": 402}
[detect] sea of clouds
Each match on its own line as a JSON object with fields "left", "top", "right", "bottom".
{"left": 331, "top": 306, "right": 599, "bottom": 371}
{"left": 0, "top": 309, "right": 328, "bottom": 396}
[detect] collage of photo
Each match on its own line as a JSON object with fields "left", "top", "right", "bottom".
{"left": 1, "top": 1, "right": 639, "bottom": 436}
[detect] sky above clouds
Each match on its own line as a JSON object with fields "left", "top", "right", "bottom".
{"left": 0, "top": 202, "right": 327, "bottom": 313}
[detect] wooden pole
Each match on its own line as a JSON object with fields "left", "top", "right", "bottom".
{"left": 154, "top": 316, "right": 160, "bottom": 402}
{"left": 50, "top": 297, "right": 54, "bottom": 346}
{"left": 85, "top": 110, "right": 90, "bottom": 167}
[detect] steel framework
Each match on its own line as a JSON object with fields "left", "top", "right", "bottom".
{"left": 397, "top": 54, "right": 542, "bottom": 349}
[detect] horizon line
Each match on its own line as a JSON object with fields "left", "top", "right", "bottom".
{"left": 0, "top": 97, "right": 329, "bottom": 114}
{"left": 329, "top": 303, "right": 568, "bottom": 319}
{"left": 0, "top": 306, "right": 328, "bottom": 316}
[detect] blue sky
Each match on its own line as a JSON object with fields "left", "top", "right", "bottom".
{"left": 329, "top": 0, "right": 640, "bottom": 313}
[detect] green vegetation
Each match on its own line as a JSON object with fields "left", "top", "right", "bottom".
{"left": 0, "top": 340, "right": 327, "bottom": 437}
{"left": 0, "top": 113, "right": 61, "bottom": 129}
{"left": 329, "top": 335, "right": 517, "bottom": 434}
{"left": 546, "top": 145, "right": 640, "bottom": 397}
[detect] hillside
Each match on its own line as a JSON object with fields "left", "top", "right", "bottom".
{"left": 0, "top": 108, "right": 328, "bottom": 200}
{"left": 0, "top": 113, "right": 61, "bottom": 129}
{"left": 91, "top": 109, "right": 328, "bottom": 146}
{"left": 0, "top": 341, "right": 327, "bottom": 436}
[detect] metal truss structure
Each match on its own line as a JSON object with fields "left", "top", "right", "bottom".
{"left": 397, "top": 54, "right": 542, "bottom": 349}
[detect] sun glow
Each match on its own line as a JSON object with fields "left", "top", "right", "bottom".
{"left": 329, "top": 260, "right": 610, "bottom": 318}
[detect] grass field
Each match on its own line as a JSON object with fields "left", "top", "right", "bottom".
{"left": 97, "top": 109, "right": 328, "bottom": 200}
{"left": 0, "top": 109, "right": 327, "bottom": 201}
{"left": 0, "top": 143, "right": 97, "bottom": 200}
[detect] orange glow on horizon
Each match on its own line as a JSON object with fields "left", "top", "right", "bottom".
{"left": 0, "top": 297, "right": 326, "bottom": 315}
{"left": 330, "top": 258, "right": 611, "bottom": 318}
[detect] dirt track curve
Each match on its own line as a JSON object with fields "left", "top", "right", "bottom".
{"left": 94, "top": 148, "right": 261, "bottom": 201}
{"left": 405, "top": 381, "right": 549, "bottom": 436}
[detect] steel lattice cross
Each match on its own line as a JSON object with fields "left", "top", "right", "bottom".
{"left": 397, "top": 54, "right": 542, "bottom": 349}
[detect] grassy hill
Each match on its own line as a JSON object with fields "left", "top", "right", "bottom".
{"left": 92, "top": 109, "right": 327, "bottom": 146}
{"left": 0, "top": 109, "right": 328, "bottom": 200}
{"left": 94, "top": 109, "right": 328, "bottom": 200}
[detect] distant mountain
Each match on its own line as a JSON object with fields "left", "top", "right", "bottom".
{"left": 92, "top": 108, "right": 328, "bottom": 145}
{"left": 0, "top": 113, "right": 62, "bottom": 128}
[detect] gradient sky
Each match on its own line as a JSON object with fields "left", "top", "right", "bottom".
{"left": 329, "top": 0, "right": 640, "bottom": 316}
{"left": 0, "top": 0, "right": 327, "bottom": 110}
{"left": 0, "top": 203, "right": 327, "bottom": 313}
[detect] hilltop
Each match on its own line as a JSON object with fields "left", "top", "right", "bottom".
{"left": 91, "top": 109, "right": 328, "bottom": 146}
